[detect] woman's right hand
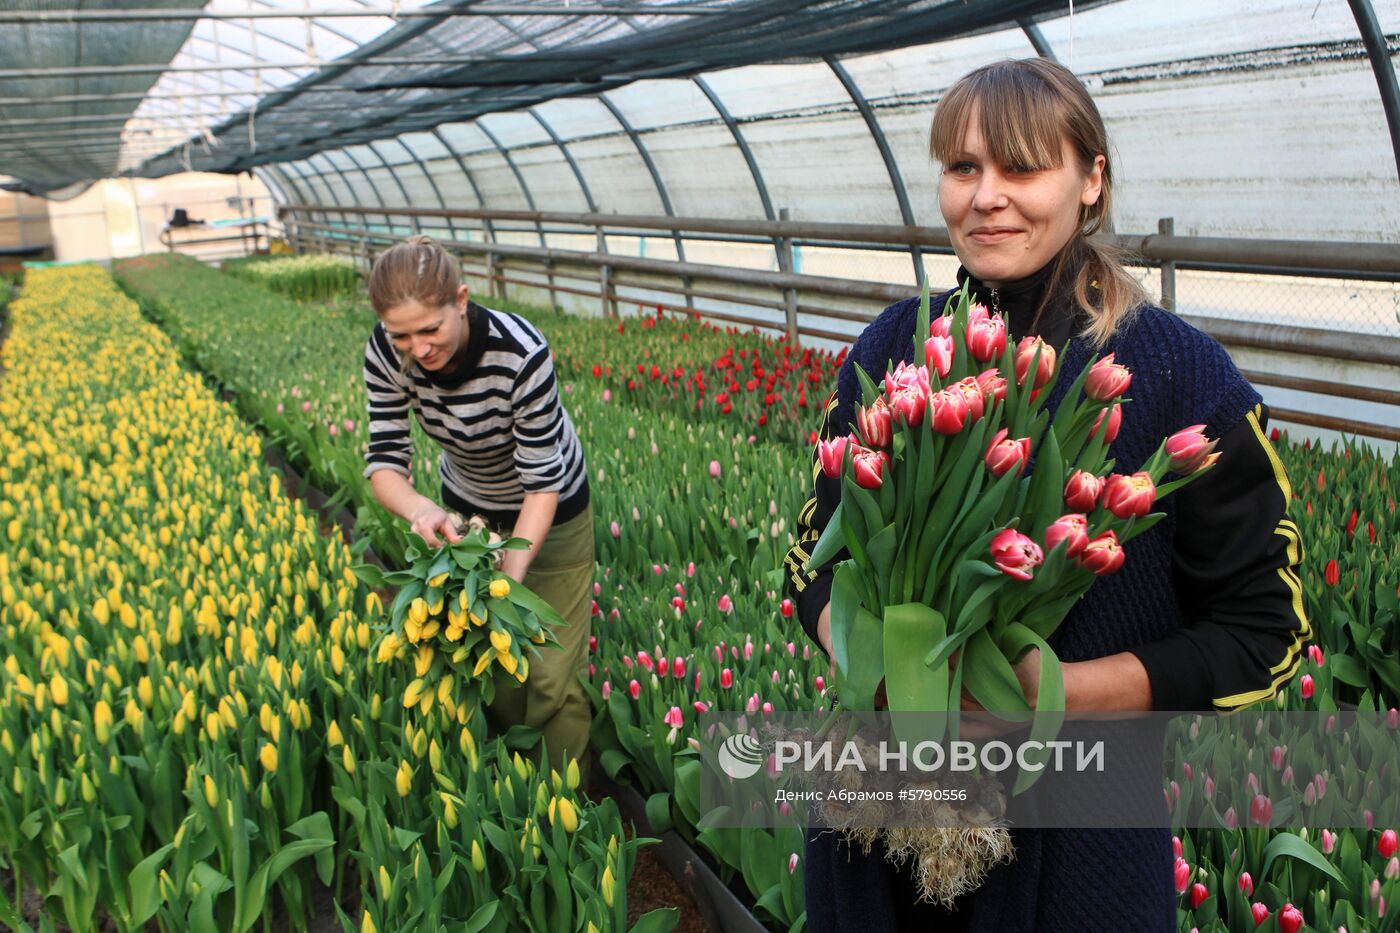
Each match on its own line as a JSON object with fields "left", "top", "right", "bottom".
{"left": 409, "top": 503, "right": 463, "bottom": 548}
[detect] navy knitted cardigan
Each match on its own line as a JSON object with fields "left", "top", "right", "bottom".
{"left": 804, "top": 292, "right": 1261, "bottom": 933}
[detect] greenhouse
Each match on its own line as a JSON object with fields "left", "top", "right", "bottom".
{"left": 0, "top": 0, "right": 1398, "bottom": 930}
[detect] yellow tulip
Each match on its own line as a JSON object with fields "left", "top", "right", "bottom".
{"left": 203, "top": 774, "right": 219, "bottom": 808}
{"left": 601, "top": 865, "right": 615, "bottom": 908}
{"left": 342, "top": 745, "right": 356, "bottom": 774}
{"left": 93, "top": 701, "right": 113, "bottom": 744}
{"left": 327, "top": 721, "right": 344, "bottom": 747}
{"left": 414, "top": 645, "right": 434, "bottom": 677}
{"left": 469, "top": 611, "right": 487, "bottom": 627}
{"left": 402, "top": 679, "right": 426, "bottom": 709}
{"left": 409, "top": 598, "right": 428, "bottom": 625}
{"left": 378, "top": 865, "right": 392, "bottom": 901}
{"left": 49, "top": 674, "right": 69, "bottom": 706}
{"left": 470, "top": 839, "right": 486, "bottom": 872}
{"left": 375, "top": 633, "right": 401, "bottom": 663}
{"left": 395, "top": 760, "right": 413, "bottom": 797}
{"left": 489, "top": 629, "right": 512, "bottom": 653}
{"left": 556, "top": 797, "right": 579, "bottom": 833}
{"left": 440, "top": 792, "right": 458, "bottom": 828}
{"left": 472, "top": 652, "right": 493, "bottom": 677}
{"left": 361, "top": 911, "right": 377, "bottom": 933}
{"left": 259, "top": 743, "right": 278, "bottom": 773}
{"left": 427, "top": 572, "right": 449, "bottom": 588}
{"left": 489, "top": 578, "right": 511, "bottom": 599}
{"left": 566, "top": 759, "right": 580, "bottom": 791}
{"left": 137, "top": 676, "right": 153, "bottom": 707}
{"left": 496, "top": 651, "right": 518, "bottom": 675}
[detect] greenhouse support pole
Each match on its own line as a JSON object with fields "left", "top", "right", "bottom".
{"left": 826, "top": 56, "right": 925, "bottom": 284}
{"left": 365, "top": 141, "right": 426, "bottom": 236}
{"left": 1347, "top": 0, "right": 1400, "bottom": 185}
{"left": 778, "top": 208, "right": 799, "bottom": 344}
{"left": 1018, "top": 18, "right": 1058, "bottom": 60}
{"left": 475, "top": 120, "right": 556, "bottom": 304}
{"left": 428, "top": 126, "right": 500, "bottom": 285}
{"left": 1158, "top": 217, "right": 1176, "bottom": 311}
{"left": 338, "top": 147, "right": 398, "bottom": 235}
{"left": 529, "top": 108, "right": 610, "bottom": 314}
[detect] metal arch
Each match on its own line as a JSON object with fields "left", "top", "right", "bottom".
{"left": 1347, "top": 0, "right": 1400, "bottom": 185}
{"left": 363, "top": 140, "right": 423, "bottom": 233}
{"left": 278, "top": 159, "right": 336, "bottom": 237}
{"left": 429, "top": 127, "right": 498, "bottom": 244}
{"left": 474, "top": 121, "right": 548, "bottom": 251}
{"left": 1017, "top": 18, "right": 1057, "bottom": 60}
{"left": 826, "top": 55, "right": 925, "bottom": 283}
{"left": 305, "top": 152, "right": 355, "bottom": 209}
{"left": 597, "top": 93, "right": 687, "bottom": 264}
{"left": 526, "top": 108, "right": 599, "bottom": 213}
{"left": 252, "top": 164, "right": 291, "bottom": 205}
{"left": 692, "top": 75, "right": 776, "bottom": 222}
{"left": 336, "top": 146, "right": 401, "bottom": 241}
{"left": 369, "top": 138, "right": 457, "bottom": 240}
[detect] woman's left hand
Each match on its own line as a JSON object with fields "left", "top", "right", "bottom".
{"left": 958, "top": 647, "right": 1042, "bottom": 737}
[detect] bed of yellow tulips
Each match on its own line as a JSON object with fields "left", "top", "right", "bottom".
{"left": 0, "top": 267, "right": 664, "bottom": 933}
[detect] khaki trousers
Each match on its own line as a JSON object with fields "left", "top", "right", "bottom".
{"left": 484, "top": 504, "right": 594, "bottom": 779}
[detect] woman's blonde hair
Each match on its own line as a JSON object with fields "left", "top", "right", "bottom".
{"left": 929, "top": 58, "right": 1146, "bottom": 345}
{"left": 368, "top": 235, "right": 460, "bottom": 316}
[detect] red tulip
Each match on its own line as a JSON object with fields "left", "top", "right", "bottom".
{"left": 929, "top": 314, "right": 953, "bottom": 340}
{"left": 628, "top": 679, "right": 641, "bottom": 700}
{"left": 693, "top": 701, "right": 709, "bottom": 714}
{"left": 657, "top": 657, "right": 669, "bottom": 677}
{"left": 1238, "top": 872, "right": 1253, "bottom": 897}
{"left": 1165, "top": 424, "right": 1219, "bottom": 474}
{"left": 1189, "top": 883, "right": 1209, "bottom": 910}
{"left": 1014, "top": 335, "right": 1056, "bottom": 389}
{"left": 888, "top": 379, "right": 928, "bottom": 427}
{"left": 985, "top": 428, "right": 1031, "bottom": 477}
{"left": 950, "top": 377, "right": 986, "bottom": 422}
{"left": 1085, "top": 353, "right": 1132, "bottom": 400}
{"left": 720, "top": 668, "right": 734, "bottom": 689}
{"left": 1045, "top": 514, "right": 1090, "bottom": 559}
{"left": 1325, "top": 559, "right": 1340, "bottom": 587}
{"left": 929, "top": 388, "right": 970, "bottom": 435}
{"left": 857, "top": 399, "right": 893, "bottom": 448}
{"left": 1379, "top": 828, "right": 1399, "bottom": 858}
{"left": 1174, "top": 857, "right": 1190, "bottom": 894}
{"left": 1249, "top": 793, "right": 1273, "bottom": 826}
{"left": 1077, "top": 531, "right": 1125, "bottom": 576}
{"left": 817, "top": 435, "right": 850, "bottom": 479}
{"left": 1347, "top": 509, "right": 1358, "bottom": 538}
{"left": 925, "top": 334, "right": 954, "bottom": 379}
{"left": 1092, "top": 403, "right": 1123, "bottom": 442}
{"left": 674, "top": 657, "right": 686, "bottom": 679}
{"left": 1308, "top": 644, "right": 1324, "bottom": 666}
{"left": 1063, "top": 470, "right": 1105, "bottom": 512}
{"left": 780, "top": 598, "right": 794, "bottom": 618}
{"left": 1278, "top": 903, "right": 1303, "bottom": 933}
{"left": 990, "top": 529, "right": 1044, "bottom": 581}
{"left": 966, "top": 310, "right": 1008, "bottom": 363}
{"left": 975, "top": 368, "right": 1007, "bottom": 405}
{"left": 851, "top": 443, "right": 891, "bottom": 489}
{"left": 1300, "top": 674, "right": 1314, "bottom": 699}
{"left": 636, "top": 651, "right": 653, "bottom": 671}
{"left": 1102, "top": 472, "right": 1157, "bottom": 519}
{"left": 1250, "top": 903, "right": 1269, "bottom": 927}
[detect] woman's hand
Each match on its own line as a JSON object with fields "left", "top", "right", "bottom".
{"left": 409, "top": 503, "right": 463, "bottom": 548}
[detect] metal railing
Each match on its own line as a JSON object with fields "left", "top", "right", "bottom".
{"left": 278, "top": 203, "right": 1400, "bottom": 442}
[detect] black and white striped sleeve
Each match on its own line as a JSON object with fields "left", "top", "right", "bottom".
{"left": 510, "top": 345, "right": 569, "bottom": 492}
{"left": 362, "top": 328, "right": 413, "bottom": 479}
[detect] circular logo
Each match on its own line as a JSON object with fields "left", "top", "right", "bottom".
{"left": 717, "top": 733, "right": 766, "bottom": 780}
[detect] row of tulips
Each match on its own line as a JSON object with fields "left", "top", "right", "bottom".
{"left": 112, "top": 254, "right": 1399, "bottom": 931}
{"left": 0, "top": 266, "right": 661, "bottom": 932}
{"left": 221, "top": 253, "right": 362, "bottom": 303}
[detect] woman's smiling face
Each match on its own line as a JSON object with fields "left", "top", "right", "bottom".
{"left": 939, "top": 103, "right": 1104, "bottom": 288}
{"left": 381, "top": 285, "right": 469, "bottom": 370}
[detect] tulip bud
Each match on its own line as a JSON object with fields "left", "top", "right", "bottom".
{"left": 259, "top": 743, "right": 278, "bottom": 773}
{"left": 1278, "top": 903, "right": 1303, "bottom": 933}
{"left": 850, "top": 443, "right": 891, "bottom": 490}
{"left": 1092, "top": 403, "right": 1123, "bottom": 443}
{"left": 925, "top": 334, "right": 954, "bottom": 378}
{"left": 966, "top": 311, "right": 1008, "bottom": 363}
{"left": 1014, "top": 336, "right": 1056, "bottom": 389}
{"left": 1238, "top": 872, "right": 1253, "bottom": 897}
{"left": 396, "top": 760, "right": 413, "bottom": 797}
{"left": 1379, "top": 828, "right": 1399, "bottom": 858}
{"left": 1165, "top": 425, "right": 1218, "bottom": 474}
{"left": 990, "top": 529, "right": 1043, "bottom": 581}
{"left": 1189, "top": 883, "right": 1209, "bottom": 910}
{"left": 1249, "top": 793, "right": 1273, "bottom": 826}
{"left": 1101, "top": 472, "right": 1156, "bottom": 519}
{"left": 816, "top": 436, "right": 850, "bottom": 479}
{"left": 856, "top": 398, "right": 893, "bottom": 449}
{"left": 1250, "top": 902, "right": 1269, "bottom": 926}
{"left": 1085, "top": 353, "right": 1132, "bottom": 400}
{"left": 1044, "top": 514, "right": 1090, "bottom": 559}
{"left": 984, "top": 429, "right": 1030, "bottom": 478}
{"left": 1174, "top": 857, "right": 1190, "bottom": 894}
{"left": 1076, "top": 531, "right": 1125, "bottom": 576}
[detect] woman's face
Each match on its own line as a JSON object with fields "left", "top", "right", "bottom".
{"left": 381, "top": 284, "right": 470, "bottom": 370}
{"left": 939, "top": 104, "right": 1104, "bottom": 288}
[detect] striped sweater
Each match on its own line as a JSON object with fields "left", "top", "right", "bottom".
{"left": 362, "top": 301, "right": 589, "bottom": 529}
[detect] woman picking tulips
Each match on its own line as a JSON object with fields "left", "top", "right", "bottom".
{"left": 784, "top": 58, "right": 1309, "bottom": 932}
{"left": 362, "top": 235, "right": 593, "bottom": 773}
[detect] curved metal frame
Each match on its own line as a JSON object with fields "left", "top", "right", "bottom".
{"left": 598, "top": 93, "right": 687, "bottom": 264}
{"left": 1017, "top": 18, "right": 1057, "bottom": 60}
{"left": 475, "top": 119, "right": 555, "bottom": 299}
{"left": 305, "top": 152, "right": 353, "bottom": 208}
{"left": 371, "top": 137, "right": 459, "bottom": 241}
{"left": 362, "top": 139, "right": 422, "bottom": 233}
{"left": 1347, "top": 0, "right": 1400, "bottom": 184}
{"left": 335, "top": 146, "right": 389, "bottom": 211}
{"left": 692, "top": 76, "right": 776, "bottom": 222}
{"left": 825, "top": 55, "right": 924, "bottom": 282}
{"left": 430, "top": 126, "right": 497, "bottom": 244}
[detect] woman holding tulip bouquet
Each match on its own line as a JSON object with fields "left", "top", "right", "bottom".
{"left": 361, "top": 236, "right": 593, "bottom": 774}
{"left": 784, "top": 58, "right": 1309, "bottom": 931}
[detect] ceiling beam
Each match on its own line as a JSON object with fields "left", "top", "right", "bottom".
{"left": 0, "top": 5, "right": 729, "bottom": 24}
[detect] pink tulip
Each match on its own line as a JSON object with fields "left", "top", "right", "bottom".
{"left": 966, "top": 310, "right": 1008, "bottom": 363}
{"left": 673, "top": 658, "right": 686, "bottom": 679}
{"left": 1092, "top": 403, "right": 1122, "bottom": 442}
{"left": 663, "top": 706, "right": 684, "bottom": 728}
{"left": 657, "top": 657, "right": 668, "bottom": 677}
{"left": 1190, "top": 883, "right": 1209, "bottom": 910}
{"left": 637, "top": 651, "right": 653, "bottom": 671}
{"left": 718, "top": 595, "right": 734, "bottom": 613}
{"left": 1014, "top": 335, "right": 1056, "bottom": 389}
{"left": 851, "top": 443, "right": 891, "bottom": 489}
{"left": 990, "top": 529, "right": 1044, "bottom": 581}
{"left": 1173, "top": 836, "right": 1182, "bottom": 857}
{"left": 976, "top": 368, "right": 1007, "bottom": 405}
{"left": 817, "top": 435, "right": 850, "bottom": 479}
{"left": 952, "top": 376, "right": 986, "bottom": 422}
{"left": 929, "top": 388, "right": 970, "bottom": 435}
{"left": 709, "top": 460, "right": 722, "bottom": 478}
{"left": 1315, "top": 773, "right": 1328, "bottom": 799}
{"left": 743, "top": 641, "right": 754, "bottom": 661}
{"left": 746, "top": 693, "right": 760, "bottom": 713}
{"left": 788, "top": 853, "right": 800, "bottom": 874}
{"left": 1308, "top": 644, "right": 1325, "bottom": 666}
{"left": 1174, "top": 857, "right": 1190, "bottom": 894}
{"left": 1063, "top": 471, "right": 1105, "bottom": 512}
{"left": 1069, "top": 530, "right": 1120, "bottom": 575}
{"left": 276, "top": 402, "right": 284, "bottom": 413}
{"left": 720, "top": 668, "right": 734, "bottom": 689}
{"left": 687, "top": 562, "right": 696, "bottom": 577}
{"left": 1250, "top": 903, "right": 1269, "bottom": 927}
{"left": 816, "top": 675, "right": 825, "bottom": 691}
{"left": 857, "top": 398, "right": 894, "bottom": 448}
{"left": 925, "top": 335, "right": 954, "bottom": 378}
{"left": 603, "top": 389, "right": 612, "bottom": 402}
{"left": 1224, "top": 807, "right": 1238, "bottom": 829}
{"left": 610, "top": 521, "right": 621, "bottom": 538}
{"left": 1238, "top": 872, "right": 1253, "bottom": 897}
{"left": 887, "top": 378, "right": 929, "bottom": 427}
{"left": 1165, "top": 424, "right": 1219, "bottom": 474}
{"left": 328, "top": 423, "right": 339, "bottom": 436}
{"left": 1249, "top": 793, "right": 1273, "bottom": 826}
{"left": 1102, "top": 472, "right": 1156, "bottom": 519}
{"left": 1278, "top": 904, "right": 1303, "bottom": 933}
{"left": 601, "top": 681, "right": 612, "bottom": 699}
{"left": 1387, "top": 857, "right": 1400, "bottom": 880}
{"left": 1271, "top": 745, "right": 1286, "bottom": 770}
{"left": 588, "top": 663, "right": 596, "bottom": 677}
{"left": 1380, "top": 829, "right": 1399, "bottom": 858}
{"left": 1085, "top": 353, "right": 1132, "bottom": 400}
{"left": 302, "top": 401, "right": 312, "bottom": 412}
{"left": 628, "top": 679, "right": 641, "bottom": 700}
{"left": 984, "top": 428, "right": 1031, "bottom": 477}
{"left": 1301, "top": 674, "right": 1314, "bottom": 699}
{"left": 929, "top": 315, "right": 953, "bottom": 339}
{"left": 762, "top": 702, "right": 774, "bottom": 716}
{"left": 344, "top": 419, "right": 355, "bottom": 432}
{"left": 1045, "top": 514, "right": 1090, "bottom": 559}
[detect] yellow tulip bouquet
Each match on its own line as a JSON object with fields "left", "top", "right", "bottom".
{"left": 354, "top": 529, "right": 566, "bottom": 725}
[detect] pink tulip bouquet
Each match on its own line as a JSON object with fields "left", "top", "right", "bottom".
{"left": 805, "top": 281, "right": 1220, "bottom": 791}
